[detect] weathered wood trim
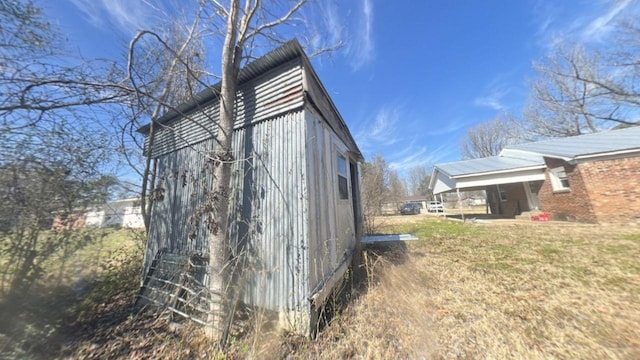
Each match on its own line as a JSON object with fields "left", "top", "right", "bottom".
{"left": 308, "top": 250, "right": 353, "bottom": 307}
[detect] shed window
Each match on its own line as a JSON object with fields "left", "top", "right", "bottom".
{"left": 549, "top": 167, "right": 570, "bottom": 191}
{"left": 337, "top": 154, "right": 349, "bottom": 200}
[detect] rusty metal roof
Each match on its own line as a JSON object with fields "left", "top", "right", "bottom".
{"left": 138, "top": 39, "right": 305, "bottom": 133}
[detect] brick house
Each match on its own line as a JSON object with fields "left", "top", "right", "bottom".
{"left": 429, "top": 127, "right": 640, "bottom": 224}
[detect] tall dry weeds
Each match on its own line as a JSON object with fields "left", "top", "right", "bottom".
{"left": 16, "top": 220, "right": 638, "bottom": 359}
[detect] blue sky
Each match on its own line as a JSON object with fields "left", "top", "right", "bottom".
{"left": 43, "top": 0, "right": 638, "bottom": 177}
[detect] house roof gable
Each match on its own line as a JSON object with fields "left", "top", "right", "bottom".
{"left": 430, "top": 126, "right": 640, "bottom": 193}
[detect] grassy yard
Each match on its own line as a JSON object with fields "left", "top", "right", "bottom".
{"left": 1, "top": 219, "right": 639, "bottom": 359}
{"left": 0, "top": 228, "right": 144, "bottom": 359}
{"left": 296, "top": 217, "right": 640, "bottom": 359}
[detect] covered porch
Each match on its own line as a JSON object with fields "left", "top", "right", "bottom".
{"left": 429, "top": 155, "right": 547, "bottom": 218}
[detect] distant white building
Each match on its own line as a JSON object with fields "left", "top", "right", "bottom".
{"left": 84, "top": 198, "right": 144, "bottom": 229}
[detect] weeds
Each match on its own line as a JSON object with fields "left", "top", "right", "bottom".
{"left": 287, "top": 218, "right": 640, "bottom": 359}
{"left": 2, "top": 219, "right": 639, "bottom": 359}
{"left": 0, "top": 228, "right": 144, "bottom": 358}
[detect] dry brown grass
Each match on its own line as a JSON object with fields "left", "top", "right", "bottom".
{"left": 86, "top": 217, "right": 635, "bottom": 359}
{"left": 289, "top": 218, "right": 640, "bottom": 359}
{"left": 6, "top": 220, "right": 638, "bottom": 359}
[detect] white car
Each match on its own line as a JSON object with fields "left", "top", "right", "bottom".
{"left": 427, "top": 201, "right": 445, "bottom": 212}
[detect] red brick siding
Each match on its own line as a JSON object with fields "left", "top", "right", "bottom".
{"left": 580, "top": 155, "right": 640, "bottom": 224}
{"left": 538, "top": 158, "right": 597, "bottom": 222}
{"left": 52, "top": 212, "right": 87, "bottom": 231}
{"left": 538, "top": 155, "right": 640, "bottom": 223}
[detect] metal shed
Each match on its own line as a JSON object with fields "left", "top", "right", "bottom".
{"left": 137, "top": 40, "right": 363, "bottom": 333}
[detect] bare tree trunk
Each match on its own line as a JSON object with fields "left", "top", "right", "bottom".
{"left": 207, "top": 0, "right": 241, "bottom": 342}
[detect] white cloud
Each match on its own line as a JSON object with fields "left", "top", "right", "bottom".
{"left": 424, "top": 117, "right": 468, "bottom": 137}
{"left": 580, "top": 0, "right": 633, "bottom": 41}
{"left": 69, "top": 0, "right": 158, "bottom": 35}
{"left": 474, "top": 95, "right": 505, "bottom": 111}
{"left": 389, "top": 147, "right": 428, "bottom": 171}
{"left": 388, "top": 142, "right": 458, "bottom": 173}
{"left": 357, "top": 105, "right": 463, "bottom": 172}
{"left": 356, "top": 106, "right": 400, "bottom": 151}
{"left": 304, "top": 2, "right": 344, "bottom": 56}
{"left": 425, "top": 142, "right": 460, "bottom": 165}
{"left": 321, "top": 2, "right": 343, "bottom": 46}
{"left": 347, "top": 0, "right": 374, "bottom": 70}
{"left": 370, "top": 108, "right": 398, "bottom": 142}
{"left": 530, "top": 1, "right": 560, "bottom": 47}
{"left": 532, "top": 0, "right": 637, "bottom": 48}
{"left": 474, "top": 86, "right": 510, "bottom": 111}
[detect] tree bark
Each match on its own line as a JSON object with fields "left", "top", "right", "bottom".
{"left": 207, "top": 0, "right": 241, "bottom": 343}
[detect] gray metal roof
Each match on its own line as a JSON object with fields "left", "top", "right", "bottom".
{"left": 436, "top": 155, "right": 545, "bottom": 177}
{"left": 138, "top": 39, "right": 305, "bottom": 133}
{"left": 503, "top": 126, "right": 640, "bottom": 159}
{"left": 431, "top": 126, "right": 640, "bottom": 192}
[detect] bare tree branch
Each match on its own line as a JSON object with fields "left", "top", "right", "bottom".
{"left": 523, "top": 20, "right": 640, "bottom": 138}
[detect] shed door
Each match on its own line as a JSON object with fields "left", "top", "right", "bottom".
{"left": 333, "top": 141, "right": 355, "bottom": 267}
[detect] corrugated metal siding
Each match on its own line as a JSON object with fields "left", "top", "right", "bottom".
{"left": 147, "top": 62, "right": 304, "bottom": 159}
{"left": 138, "top": 40, "right": 306, "bottom": 135}
{"left": 228, "top": 111, "right": 309, "bottom": 312}
{"left": 145, "top": 111, "right": 309, "bottom": 314}
{"left": 305, "top": 112, "right": 332, "bottom": 291}
{"left": 143, "top": 140, "right": 216, "bottom": 276}
{"left": 141, "top": 45, "right": 363, "bottom": 328}
{"left": 301, "top": 56, "right": 362, "bottom": 159}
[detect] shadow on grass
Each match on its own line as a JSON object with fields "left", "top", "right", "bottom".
{"left": 0, "top": 248, "right": 143, "bottom": 359}
{"left": 0, "top": 283, "right": 79, "bottom": 358}
{"left": 362, "top": 241, "right": 409, "bottom": 266}
{"left": 0, "top": 236, "right": 411, "bottom": 359}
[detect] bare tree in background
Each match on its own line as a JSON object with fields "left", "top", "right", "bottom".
{"left": 126, "top": 11, "right": 209, "bottom": 231}
{"left": 460, "top": 113, "right": 523, "bottom": 159}
{"left": 0, "top": 1, "right": 127, "bottom": 300}
{"left": 1, "top": 1, "right": 126, "bottom": 152}
{"left": 388, "top": 169, "right": 407, "bottom": 210}
{"left": 523, "top": 20, "right": 640, "bottom": 138}
{"left": 417, "top": 175, "right": 433, "bottom": 199}
{"left": 525, "top": 47, "right": 612, "bottom": 137}
{"left": 407, "top": 165, "right": 430, "bottom": 196}
{"left": 360, "top": 155, "right": 389, "bottom": 234}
